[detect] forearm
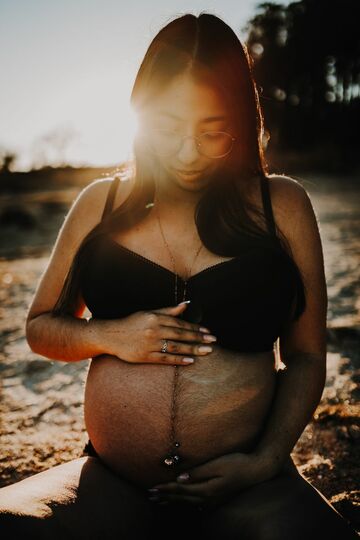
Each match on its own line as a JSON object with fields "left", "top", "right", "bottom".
{"left": 254, "top": 351, "right": 327, "bottom": 472}
{"left": 26, "top": 313, "right": 108, "bottom": 362}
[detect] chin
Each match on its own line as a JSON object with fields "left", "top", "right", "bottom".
{"left": 178, "top": 176, "right": 207, "bottom": 187}
{"left": 172, "top": 168, "right": 214, "bottom": 188}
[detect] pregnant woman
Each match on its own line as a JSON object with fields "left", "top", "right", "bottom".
{"left": 0, "top": 12, "right": 357, "bottom": 540}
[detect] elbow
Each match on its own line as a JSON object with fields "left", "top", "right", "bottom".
{"left": 281, "top": 349, "right": 327, "bottom": 373}
{"left": 25, "top": 313, "right": 52, "bottom": 357}
{"left": 26, "top": 316, "right": 40, "bottom": 354}
{"left": 25, "top": 312, "right": 75, "bottom": 362}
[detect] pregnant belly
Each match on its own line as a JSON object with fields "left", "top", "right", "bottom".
{"left": 84, "top": 345, "right": 278, "bottom": 488}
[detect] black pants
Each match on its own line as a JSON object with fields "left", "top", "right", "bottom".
{"left": 82, "top": 438, "right": 99, "bottom": 458}
{"left": 82, "top": 439, "right": 206, "bottom": 539}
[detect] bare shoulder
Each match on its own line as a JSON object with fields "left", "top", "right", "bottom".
{"left": 66, "top": 178, "right": 111, "bottom": 238}
{"left": 111, "top": 176, "right": 135, "bottom": 211}
{"left": 60, "top": 175, "right": 134, "bottom": 246}
{"left": 267, "top": 173, "right": 309, "bottom": 201}
{"left": 25, "top": 176, "right": 134, "bottom": 322}
{"left": 266, "top": 173, "right": 318, "bottom": 242}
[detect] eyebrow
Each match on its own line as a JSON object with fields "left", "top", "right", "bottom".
{"left": 158, "top": 110, "right": 228, "bottom": 123}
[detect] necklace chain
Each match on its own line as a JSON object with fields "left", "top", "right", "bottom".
{"left": 155, "top": 201, "right": 203, "bottom": 286}
{"left": 154, "top": 197, "right": 203, "bottom": 466}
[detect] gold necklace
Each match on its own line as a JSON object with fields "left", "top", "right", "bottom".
{"left": 154, "top": 198, "right": 203, "bottom": 467}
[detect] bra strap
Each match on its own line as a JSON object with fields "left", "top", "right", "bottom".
{"left": 101, "top": 176, "right": 120, "bottom": 220}
{"left": 260, "top": 175, "right": 277, "bottom": 237}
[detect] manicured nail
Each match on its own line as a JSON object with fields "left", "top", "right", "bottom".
{"left": 199, "top": 327, "right": 211, "bottom": 333}
{"left": 183, "top": 358, "right": 194, "bottom": 363}
{"left": 177, "top": 472, "right": 190, "bottom": 482}
{"left": 178, "top": 300, "right": 191, "bottom": 305}
{"left": 198, "top": 346, "right": 212, "bottom": 353}
{"left": 203, "top": 334, "right": 217, "bottom": 342}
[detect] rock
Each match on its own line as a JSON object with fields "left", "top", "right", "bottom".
{"left": 25, "top": 359, "right": 50, "bottom": 373}
{"left": 348, "top": 425, "right": 360, "bottom": 441}
{"left": 336, "top": 425, "right": 350, "bottom": 440}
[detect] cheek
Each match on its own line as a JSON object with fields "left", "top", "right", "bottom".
{"left": 207, "top": 160, "right": 222, "bottom": 174}
{"left": 160, "top": 158, "right": 173, "bottom": 172}
{"left": 151, "top": 154, "right": 170, "bottom": 172}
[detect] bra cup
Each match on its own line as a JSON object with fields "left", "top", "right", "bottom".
{"left": 80, "top": 232, "right": 304, "bottom": 353}
{"left": 80, "top": 175, "right": 305, "bottom": 353}
{"left": 179, "top": 298, "right": 203, "bottom": 324}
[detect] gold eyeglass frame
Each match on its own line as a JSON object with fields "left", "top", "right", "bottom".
{"left": 145, "top": 128, "right": 237, "bottom": 159}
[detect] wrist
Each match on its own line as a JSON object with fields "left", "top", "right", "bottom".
{"left": 85, "top": 317, "right": 108, "bottom": 356}
{"left": 252, "top": 447, "right": 289, "bottom": 477}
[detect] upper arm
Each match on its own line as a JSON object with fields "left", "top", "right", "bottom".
{"left": 26, "top": 179, "right": 112, "bottom": 324}
{"left": 268, "top": 175, "right": 328, "bottom": 359}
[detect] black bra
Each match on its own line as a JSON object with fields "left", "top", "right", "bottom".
{"left": 80, "top": 176, "right": 306, "bottom": 353}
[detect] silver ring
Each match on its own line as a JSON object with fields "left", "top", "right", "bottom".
{"left": 161, "top": 339, "right": 168, "bottom": 353}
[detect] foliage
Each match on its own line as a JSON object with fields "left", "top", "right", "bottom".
{"left": 245, "top": 0, "right": 359, "bottom": 166}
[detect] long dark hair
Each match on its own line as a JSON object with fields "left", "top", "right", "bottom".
{"left": 52, "top": 12, "right": 305, "bottom": 319}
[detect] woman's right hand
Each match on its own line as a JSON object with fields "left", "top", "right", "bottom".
{"left": 101, "top": 301, "right": 217, "bottom": 365}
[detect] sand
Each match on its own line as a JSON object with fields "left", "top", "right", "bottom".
{"left": 0, "top": 173, "right": 359, "bottom": 534}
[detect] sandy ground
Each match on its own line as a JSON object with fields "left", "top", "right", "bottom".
{"left": 0, "top": 174, "right": 359, "bottom": 534}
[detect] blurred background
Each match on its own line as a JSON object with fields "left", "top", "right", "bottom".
{"left": 0, "top": 0, "right": 359, "bottom": 533}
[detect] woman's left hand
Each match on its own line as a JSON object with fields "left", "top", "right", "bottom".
{"left": 147, "top": 451, "right": 277, "bottom": 510}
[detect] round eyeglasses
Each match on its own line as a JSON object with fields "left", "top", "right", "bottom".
{"left": 145, "top": 129, "right": 236, "bottom": 159}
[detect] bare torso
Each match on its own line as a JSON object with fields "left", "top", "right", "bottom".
{"left": 84, "top": 347, "right": 277, "bottom": 488}
{"left": 83, "top": 177, "right": 281, "bottom": 489}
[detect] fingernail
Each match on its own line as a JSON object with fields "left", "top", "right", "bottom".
{"left": 203, "top": 334, "right": 217, "bottom": 342}
{"left": 183, "top": 358, "right": 194, "bottom": 363}
{"left": 198, "top": 346, "right": 212, "bottom": 353}
{"left": 148, "top": 488, "right": 159, "bottom": 493}
{"left": 178, "top": 300, "right": 191, "bottom": 305}
{"left": 199, "top": 327, "right": 211, "bottom": 333}
{"left": 177, "top": 472, "right": 190, "bottom": 482}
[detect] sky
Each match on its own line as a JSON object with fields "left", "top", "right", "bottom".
{"left": 0, "top": 0, "right": 289, "bottom": 172}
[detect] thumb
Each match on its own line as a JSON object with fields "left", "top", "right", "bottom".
{"left": 155, "top": 300, "right": 191, "bottom": 315}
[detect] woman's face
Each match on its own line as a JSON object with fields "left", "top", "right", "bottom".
{"left": 141, "top": 73, "right": 234, "bottom": 191}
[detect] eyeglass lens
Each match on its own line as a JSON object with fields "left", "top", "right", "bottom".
{"left": 149, "top": 130, "right": 234, "bottom": 158}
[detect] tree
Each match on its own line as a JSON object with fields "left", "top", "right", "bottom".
{"left": 244, "top": 0, "right": 360, "bottom": 163}
{"left": 0, "top": 151, "right": 17, "bottom": 174}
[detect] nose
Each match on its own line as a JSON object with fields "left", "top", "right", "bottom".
{"left": 177, "top": 135, "right": 201, "bottom": 165}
